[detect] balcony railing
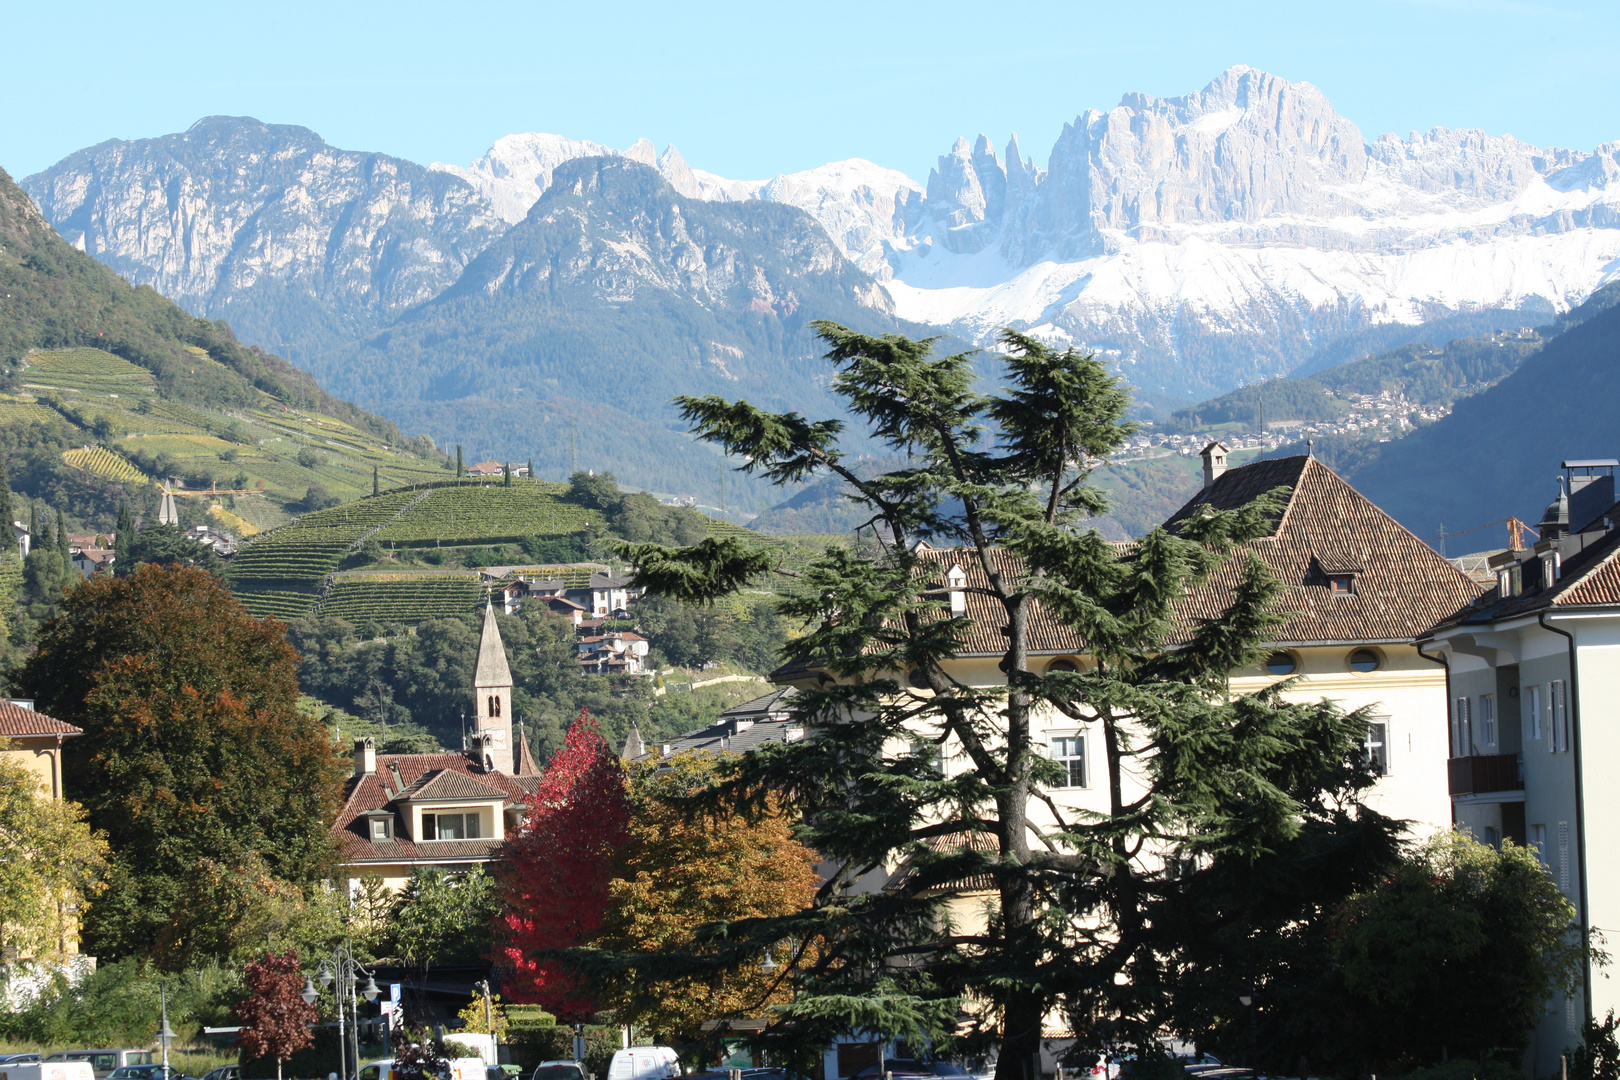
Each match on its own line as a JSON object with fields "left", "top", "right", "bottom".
{"left": 1448, "top": 753, "right": 1524, "bottom": 797}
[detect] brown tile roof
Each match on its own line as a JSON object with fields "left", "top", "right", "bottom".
{"left": 1433, "top": 521, "right": 1620, "bottom": 628}
{"left": 0, "top": 700, "right": 82, "bottom": 738}
{"left": 1164, "top": 456, "right": 1484, "bottom": 645}
{"left": 837, "top": 455, "right": 1482, "bottom": 667}
{"left": 334, "top": 752, "right": 539, "bottom": 865}
{"left": 884, "top": 830, "right": 998, "bottom": 895}
{"left": 398, "top": 769, "right": 510, "bottom": 801}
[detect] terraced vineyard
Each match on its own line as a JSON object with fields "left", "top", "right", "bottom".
{"left": 371, "top": 482, "right": 599, "bottom": 545}
{"left": 3, "top": 348, "right": 450, "bottom": 511}
{"left": 62, "top": 446, "right": 145, "bottom": 483}
{"left": 318, "top": 572, "right": 481, "bottom": 623}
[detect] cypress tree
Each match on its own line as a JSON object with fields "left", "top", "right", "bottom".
{"left": 456, "top": 445, "right": 464, "bottom": 478}
{"left": 373, "top": 466, "right": 379, "bottom": 497}
{"left": 115, "top": 502, "right": 133, "bottom": 577}
{"left": 27, "top": 503, "right": 37, "bottom": 548}
{"left": 527, "top": 459, "right": 534, "bottom": 482}
{"left": 0, "top": 465, "right": 12, "bottom": 538}
{"left": 503, "top": 463, "right": 512, "bottom": 488}
{"left": 55, "top": 509, "right": 69, "bottom": 561}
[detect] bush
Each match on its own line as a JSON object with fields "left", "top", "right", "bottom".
{"left": 296, "top": 446, "right": 328, "bottom": 469}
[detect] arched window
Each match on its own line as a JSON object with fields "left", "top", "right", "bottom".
{"left": 488, "top": 695, "right": 501, "bottom": 718}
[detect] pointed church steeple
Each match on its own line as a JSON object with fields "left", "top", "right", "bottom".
{"left": 158, "top": 484, "right": 179, "bottom": 526}
{"left": 471, "top": 598, "right": 514, "bottom": 773}
{"left": 621, "top": 720, "right": 645, "bottom": 761}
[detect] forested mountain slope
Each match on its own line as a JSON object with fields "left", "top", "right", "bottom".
{"left": 0, "top": 165, "right": 445, "bottom": 530}
{"left": 311, "top": 156, "right": 919, "bottom": 501}
{"left": 1345, "top": 301, "right": 1620, "bottom": 539}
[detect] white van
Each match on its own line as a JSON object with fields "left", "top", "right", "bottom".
{"left": 605, "top": 1047, "right": 680, "bottom": 1080}
{"left": 356, "top": 1058, "right": 490, "bottom": 1080}
{"left": 2, "top": 1062, "right": 97, "bottom": 1080}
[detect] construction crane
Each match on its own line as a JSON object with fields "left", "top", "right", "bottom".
{"left": 1430, "top": 517, "right": 1539, "bottom": 553}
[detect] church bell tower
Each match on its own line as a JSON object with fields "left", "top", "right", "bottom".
{"left": 471, "top": 599, "right": 514, "bottom": 774}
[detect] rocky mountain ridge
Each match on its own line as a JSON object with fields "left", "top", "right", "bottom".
{"left": 22, "top": 66, "right": 1620, "bottom": 413}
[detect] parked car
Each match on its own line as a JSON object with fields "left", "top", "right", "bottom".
{"left": 199, "top": 1067, "right": 239, "bottom": 1080}
{"left": 108, "top": 1066, "right": 193, "bottom": 1080}
{"left": 44, "top": 1052, "right": 154, "bottom": 1079}
{"left": 605, "top": 1047, "right": 681, "bottom": 1080}
{"left": 851, "top": 1063, "right": 972, "bottom": 1080}
{"left": 688, "top": 1069, "right": 810, "bottom": 1080}
{"left": 532, "top": 1062, "right": 588, "bottom": 1080}
{"left": 0, "top": 1056, "right": 43, "bottom": 1065}
{"left": 5, "top": 1062, "right": 94, "bottom": 1080}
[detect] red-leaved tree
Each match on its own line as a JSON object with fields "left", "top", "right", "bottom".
{"left": 495, "top": 709, "right": 631, "bottom": 1018}
{"left": 235, "top": 949, "right": 318, "bottom": 1080}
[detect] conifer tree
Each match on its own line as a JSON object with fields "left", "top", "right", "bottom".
{"left": 602, "top": 324, "right": 1394, "bottom": 1077}
{"left": 114, "top": 502, "right": 133, "bottom": 577}
{"left": 0, "top": 464, "right": 13, "bottom": 539}
{"left": 27, "top": 503, "right": 37, "bottom": 548}
{"left": 55, "top": 508, "right": 69, "bottom": 562}
{"left": 373, "top": 466, "right": 380, "bottom": 497}
{"left": 527, "top": 459, "right": 534, "bottom": 482}
{"left": 503, "top": 462, "right": 512, "bottom": 487}
{"left": 456, "top": 445, "right": 464, "bottom": 478}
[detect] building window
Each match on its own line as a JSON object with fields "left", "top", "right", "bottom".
{"left": 1451, "top": 697, "right": 1471, "bottom": 757}
{"left": 1479, "top": 694, "right": 1497, "bottom": 750}
{"left": 1552, "top": 680, "right": 1568, "bottom": 753}
{"left": 1365, "top": 721, "right": 1390, "bottom": 776}
{"left": 422, "top": 812, "right": 480, "bottom": 841}
{"left": 1528, "top": 685, "right": 1543, "bottom": 745}
{"left": 1048, "top": 658, "right": 1078, "bottom": 674}
{"left": 1349, "top": 648, "right": 1381, "bottom": 673}
{"left": 1484, "top": 826, "right": 1502, "bottom": 849}
{"left": 1265, "top": 651, "right": 1297, "bottom": 676}
{"left": 369, "top": 818, "right": 391, "bottom": 842}
{"left": 1329, "top": 575, "right": 1355, "bottom": 595}
{"left": 488, "top": 694, "right": 501, "bottom": 718}
{"left": 1051, "top": 735, "right": 1086, "bottom": 789}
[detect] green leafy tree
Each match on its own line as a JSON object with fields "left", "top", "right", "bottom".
{"left": 13, "top": 563, "right": 345, "bottom": 967}
{"left": 390, "top": 866, "right": 498, "bottom": 972}
{"left": 0, "top": 756, "right": 108, "bottom": 958}
{"left": 1321, "top": 832, "right": 1582, "bottom": 1071}
{"left": 604, "top": 324, "right": 1395, "bottom": 1076}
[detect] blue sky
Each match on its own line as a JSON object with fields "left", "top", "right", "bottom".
{"left": 3, "top": 0, "right": 1616, "bottom": 183}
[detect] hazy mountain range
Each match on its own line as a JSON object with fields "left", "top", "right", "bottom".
{"left": 19, "top": 65, "right": 1620, "bottom": 508}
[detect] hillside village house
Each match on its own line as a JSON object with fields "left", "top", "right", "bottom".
{"left": 485, "top": 564, "right": 639, "bottom": 618}
{"left": 627, "top": 449, "right": 1480, "bottom": 1079}
{"left": 1421, "top": 458, "right": 1620, "bottom": 1074}
{"left": 332, "top": 603, "right": 541, "bottom": 893}
{"left": 0, "top": 699, "right": 86, "bottom": 964}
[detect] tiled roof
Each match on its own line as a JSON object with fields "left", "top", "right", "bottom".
{"left": 334, "top": 752, "right": 538, "bottom": 864}
{"left": 1164, "top": 456, "right": 1484, "bottom": 645}
{"left": 884, "top": 830, "right": 999, "bottom": 895}
{"left": 721, "top": 687, "right": 799, "bottom": 722}
{"left": 397, "top": 769, "right": 509, "bottom": 801}
{"left": 1432, "top": 518, "right": 1620, "bottom": 627}
{"left": 783, "top": 455, "right": 1481, "bottom": 673}
{"left": 0, "top": 700, "right": 82, "bottom": 738}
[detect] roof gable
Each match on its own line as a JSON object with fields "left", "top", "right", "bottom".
{"left": 0, "top": 700, "right": 82, "bottom": 738}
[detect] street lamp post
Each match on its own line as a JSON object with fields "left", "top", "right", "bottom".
{"left": 159, "top": 981, "right": 176, "bottom": 1073}
{"left": 1236, "top": 989, "right": 1258, "bottom": 1074}
{"left": 474, "top": 979, "right": 498, "bottom": 1069}
{"left": 304, "top": 945, "right": 381, "bottom": 1080}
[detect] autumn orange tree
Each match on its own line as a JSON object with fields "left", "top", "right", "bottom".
{"left": 235, "top": 949, "right": 318, "bottom": 1080}
{"left": 12, "top": 563, "right": 345, "bottom": 967}
{"left": 592, "top": 753, "right": 819, "bottom": 1041}
{"left": 495, "top": 709, "right": 630, "bottom": 1019}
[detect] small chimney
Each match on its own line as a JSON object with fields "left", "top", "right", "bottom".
{"left": 1200, "top": 441, "right": 1230, "bottom": 490}
{"left": 946, "top": 564, "right": 968, "bottom": 616}
{"left": 353, "top": 737, "right": 376, "bottom": 778}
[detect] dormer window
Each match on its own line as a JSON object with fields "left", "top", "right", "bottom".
{"left": 370, "top": 818, "right": 392, "bottom": 842}
{"left": 1329, "top": 575, "right": 1355, "bottom": 596}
